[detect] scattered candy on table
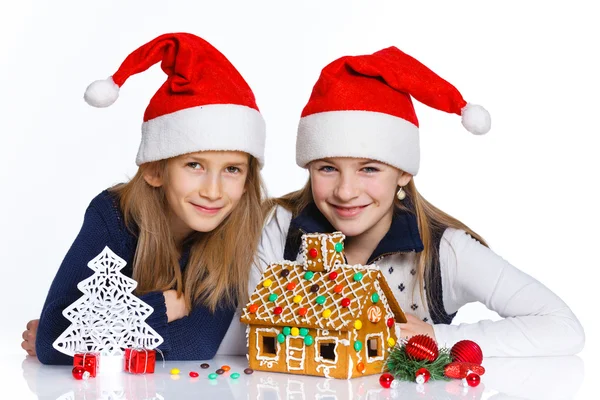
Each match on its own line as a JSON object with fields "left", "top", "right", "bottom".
{"left": 215, "top": 369, "right": 225, "bottom": 375}
{"left": 208, "top": 373, "right": 218, "bottom": 380}
{"left": 200, "top": 363, "right": 210, "bottom": 369}
{"left": 244, "top": 368, "right": 254, "bottom": 375}
{"left": 221, "top": 365, "right": 231, "bottom": 371}
{"left": 230, "top": 373, "right": 240, "bottom": 379}
{"left": 189, "top": 371, "right": 199, "bottom": 378}
{"left": 170, "top": 368, "right": 180, "bottom": 375}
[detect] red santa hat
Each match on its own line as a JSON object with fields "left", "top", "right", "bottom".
{"left": 296, "top": 46, "right": 490, "bottom": 175}
{"left": 84, "top": 33, "right": 266, "bottom": 166}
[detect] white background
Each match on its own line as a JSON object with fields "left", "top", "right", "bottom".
{"left": 1, "top": 0, "right": 598, "bottom": 398}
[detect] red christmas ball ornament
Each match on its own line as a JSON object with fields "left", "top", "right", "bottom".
{"left": 415, "top": 367, "right": 431, "bottom": 384}
{"left": 466, "top": 373, "right": 481, "bottom": 387}
{"left": 379, "top": 373, "right": 394, "bottom": 388}
{"left": 405, "top": 334, "right": 439, "bottom": 362}
{"left": 450, "top": 340, "right": 483, "bottom": 365}
{"left": 72, "top": 366, "right": 87, "bottom": 380}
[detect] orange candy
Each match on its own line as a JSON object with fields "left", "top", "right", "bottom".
{"left": 333, "top": 284, "right": 343, "bottom": 294}
{"left": 298, "top": 307, "right": 308, "bottom": 316}
{"left": 248, "top": 304, "right": 258, "bottom": 313}
{"left": 357, "top": 362, "right": 365, "bottom": 373}
{"left": 287, "top": 282, "right": 297, "bottom": 291}
{"left": 221, "top": 365, "right": 231, "bottom": 372}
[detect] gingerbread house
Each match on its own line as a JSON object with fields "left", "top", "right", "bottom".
{"left": 240, "top": 232, "right": 407, "bottom": 379}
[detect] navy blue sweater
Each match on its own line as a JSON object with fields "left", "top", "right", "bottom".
{"left": 36, "top": 190, "right": 236, "bottom": 364}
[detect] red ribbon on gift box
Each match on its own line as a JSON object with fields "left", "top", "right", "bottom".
{"left": 73, "top": 352, "right": 99, "bottom": 377}
{"left": 124, "top": 348, "right": 157, "bottom": 374}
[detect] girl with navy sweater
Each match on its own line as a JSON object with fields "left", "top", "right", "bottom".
{"left": 21, "top": 33, "right": 267, "bottom": 363}
{"left": 252, "top": 47, "right": 584, "bottom": 357}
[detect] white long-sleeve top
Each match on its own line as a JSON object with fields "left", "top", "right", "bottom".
{"left": 217, "top": 206, "right": 585, "bottom": 357}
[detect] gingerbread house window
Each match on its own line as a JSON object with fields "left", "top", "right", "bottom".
{"left": 256, "top": 329, "right": 279, "bottom": 359}
{"left": 315, "top": 338, "right": 338, "bottom": 364}
{"left": 365, "top": 333, "right": 384, "bottom": 362}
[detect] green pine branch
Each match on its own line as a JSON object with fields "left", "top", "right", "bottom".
{"left": 385, "top": 345, "right": 452, "bottom": 382}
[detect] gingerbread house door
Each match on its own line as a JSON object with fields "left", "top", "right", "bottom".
{"left": 285, "top": 336, "right": 305, "bottom": 371}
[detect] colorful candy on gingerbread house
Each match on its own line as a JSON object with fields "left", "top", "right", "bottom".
{"left": 240, "top": 232, "right": 407, "bottom": 379}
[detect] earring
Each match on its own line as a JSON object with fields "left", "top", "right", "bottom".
{"left": 396, "top": 186, "right": 406, "bottom": 201}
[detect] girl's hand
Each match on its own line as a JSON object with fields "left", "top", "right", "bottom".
{"left": 398, "top": 314, "right": 436, "bottom": 340}
{"left": 21, "top": 319, "right": 39, "bottom": 356}
{"left": 163, "top": 290, "right": 189, "bottom": 322}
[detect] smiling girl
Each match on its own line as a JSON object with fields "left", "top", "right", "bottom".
{"left": 258, "top": 47, "right": 584, "bottom": 356}
{"left": 21, "top": 33, "right": 266, "bottom": 363}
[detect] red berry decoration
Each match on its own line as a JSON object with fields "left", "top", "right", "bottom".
{"left": 379, "top": 372, "right": 394, "bottom": 388}
{"left": 308, "top": 248, "right": 318, "bottom": 258}
{"left": 450, "top": 340, "right": 483, "bottom": 365}
{"left": 444, "top": 362, "right": 485, "bottom": 379}
{"left": 273, "top": 306, "right": 283, "bottom": 315}
{"left": 415, "top": 367, "right": 431, "bottom": 384}
{"left": 386, "top": 318, "right": 394, "bottom": 328}
{"left": 341, "top": 298, "right": 351, "bottom": 307}
{"left": 329, "top": 271, "right": 338, "bottom": 280}
{"left": 405, "top": 334, "right": 439, "bottom": 362}
{"left": 466, "top": 373, "right": 481, "bottom": 387}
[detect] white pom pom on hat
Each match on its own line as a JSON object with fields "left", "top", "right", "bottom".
{"left": 461, "top": 103, "right": 491, "bottom": 135}
{"left": 84, "top": 77, "right": 120, "bottom": 108}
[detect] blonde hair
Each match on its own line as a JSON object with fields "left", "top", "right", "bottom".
{"left": 111, "top": 156, "right": 264, "bottom": 312}
{"left": 264, "top": 178, "right": 488, "bottom": 314}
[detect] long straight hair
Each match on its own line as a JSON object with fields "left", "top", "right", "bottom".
{"left": 263, "top": 178, "right": 488, "bottom": 312}
{"left": 111, "top": 156, "right": 264, "bottom": 312}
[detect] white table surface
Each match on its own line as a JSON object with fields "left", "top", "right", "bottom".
{"left": 1, "top": 353, "right": 586, "bottom": 399}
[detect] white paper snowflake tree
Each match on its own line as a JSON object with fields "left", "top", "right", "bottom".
{"left": 53, "top": 246, "right": 164, "bottom": 357}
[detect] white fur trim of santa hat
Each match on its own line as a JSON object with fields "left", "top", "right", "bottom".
{"left": 137, "top": 103, "right": 266, "bottom": 166}
{"left": 296, "top": 110, "right": 420, "bottom": 175}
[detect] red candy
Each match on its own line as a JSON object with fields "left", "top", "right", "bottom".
{"left": 329, "top": 271, "right": 338, "bottom": 280}
{"left": 333, "top": 284, "right": 343, "bottom": 294}
{"left": 286, "top": 282, "right": 297, "bottom": 291}
{"left": 308, "top": 248, "right": 318, "bottom": 258}
{"left": 341, "top": 298, "right": 351, "bottom": 307}
{"left": 274, "top": 306, "right": 283, "bottom": 315}
{"left": 298, "top": 307, "right": 308, "bottom": 316}
{"left": 386, "top": 318, "right": 395, "bottom": 328}
{"left": 248, "top": 304, "right": 258, "bottom": 313}
{"left": 189, "top": 371, "right": 199, "bottom": 378}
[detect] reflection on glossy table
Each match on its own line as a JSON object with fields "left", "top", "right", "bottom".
{"left": 14, "top": 354, "right": 584, "bottom": 399}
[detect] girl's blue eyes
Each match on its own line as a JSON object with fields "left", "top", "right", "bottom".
{"left": 186, "top": 163, "right": 241, "bottom": 174}
{"left": 318, "top": 166, "right": 380, "bottom": 173}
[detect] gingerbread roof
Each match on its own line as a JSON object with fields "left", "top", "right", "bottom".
{"left": 240, "top": 261, "right": 407, "bottom": 331}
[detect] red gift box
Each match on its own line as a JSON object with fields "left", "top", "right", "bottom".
{"left": 73, "top": 352, "right": 99, "bottom": 377}
{"left": 124, "top": 348, "right": 156, "bottom": 374}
